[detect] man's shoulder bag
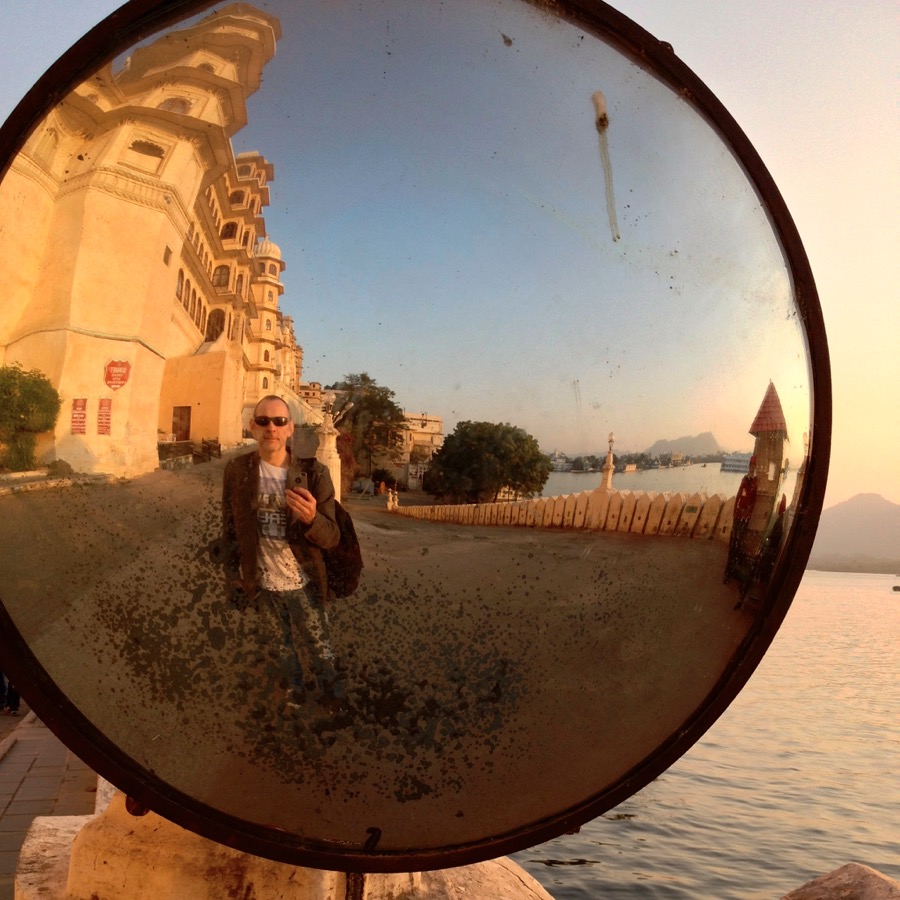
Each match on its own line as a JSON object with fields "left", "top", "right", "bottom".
{"left": 302, "top": 459, "right": 363, "bottom": 599}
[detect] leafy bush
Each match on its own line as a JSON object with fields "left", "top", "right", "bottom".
{"left": 0, "top": 364, "right": 62, "bottom": 471}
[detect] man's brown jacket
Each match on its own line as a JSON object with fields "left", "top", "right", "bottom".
{"left": 222, "top": 450, "right": 340, "bottom": 603}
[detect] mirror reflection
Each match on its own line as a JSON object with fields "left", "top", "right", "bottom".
{"left": 0, "top": 0, "right": 814, "bottom": 860}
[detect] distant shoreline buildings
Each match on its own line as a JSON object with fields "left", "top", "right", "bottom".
{"left": 720, "top": 452, "right": 754, "bottom": 473}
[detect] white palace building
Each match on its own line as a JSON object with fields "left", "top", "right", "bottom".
{"left": 0, "top": 4, "right": 319, "bottom": 477}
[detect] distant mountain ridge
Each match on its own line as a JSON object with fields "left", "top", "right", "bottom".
{"left": 644, "top": 432, "right": 722, "bottom": 457}
{"left": 808, "top": 493, "right": 900, "bottom": 574}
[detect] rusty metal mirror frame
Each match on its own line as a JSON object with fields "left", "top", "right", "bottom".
{"left": 0, "top": 0, "right": 830, "bottom": 874}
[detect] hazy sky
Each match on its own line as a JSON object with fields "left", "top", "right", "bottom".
{"left": 0, "top": 1, "right": 895, "bottom": 508}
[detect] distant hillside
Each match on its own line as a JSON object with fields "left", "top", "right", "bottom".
{"left": 644, "top": 432, "right": 722, "bottom": 457}
{"left": 807, "top": 493, "right": 900, "bottom": 574}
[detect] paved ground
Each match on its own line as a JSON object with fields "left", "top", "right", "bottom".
{"left": 0, "top": 454, "right": 752, "bottom": 852}
{"left": 0, "top": 711, "right": 96, "bottom": 900}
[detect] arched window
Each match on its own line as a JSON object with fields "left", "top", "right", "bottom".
{"left": 204, "top": 309, "right": 226, "bottom": 343}
{"left": 267, "top": 291, "right": 274, "bottom": 304}
{"left": 194, "top": 303, "right": 202, "bottom": 327}
{"left": 183, "top": 279, "right": 191, "bottom": 309}
{"left": 242, "top": 231, "right": 250, "bottom": 247}
{"left": 264, "top": 350, "right": 270, "bottom": 362}
{"left": 262, "top": 377, "right": 269, "bottom": 389}
{"left": 200, "top": 308, "right": 207, "bottom": 332}
{"left": 268, "top": 263, "right": 278, "bottom": 276}
{"left": 229, "top": 191, "right": 244, "bottom": 205}
{"left": 129, "top": 140, "right": 165, "bottom": 159}
{"left": 187, "top": 222, "right": 194, "bottom": 241}
{"left": 189, "top": 292, "right": 196, "bottom": 318}
{"left": 220, "top": 222, "right": 238, "bottom": 240}
{"left": 157, "top": 97, "right": 192, "bottom": 115}
{"left": 265, "top": 319, "right": 272, "bottom": 331}
{"left": 175, "top": 269, "right": 184, "bottom": 299}
{"left": 235, "top": 274, "right": 244, "bottom": 297}
{"left": 212, "top": 265, "right": 230, "bottom": 288}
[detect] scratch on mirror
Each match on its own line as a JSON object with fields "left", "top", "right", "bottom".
{"left": 592, "top": 90, "right": 620, "bottom": 242}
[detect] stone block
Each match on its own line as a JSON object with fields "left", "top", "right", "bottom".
{"left": 781, "top": 862, "right": 900, "bottom": 899}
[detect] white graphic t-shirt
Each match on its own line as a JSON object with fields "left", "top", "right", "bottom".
{"left": 257, "top": 459, "right": 306, "bottom": 591}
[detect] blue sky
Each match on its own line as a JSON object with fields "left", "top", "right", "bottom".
{"left": 0, "top": 1, "right": 895, "bottom": 507}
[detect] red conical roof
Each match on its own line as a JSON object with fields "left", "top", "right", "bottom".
{"left": 749, "top": 381, "right": 788, "bottom": 439}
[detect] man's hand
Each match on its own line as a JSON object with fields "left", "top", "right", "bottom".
{"left": 285, "top": 486, "right": 317, "bottom": 526}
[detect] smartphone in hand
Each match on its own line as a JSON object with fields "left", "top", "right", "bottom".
{"left": 287, "top": 460, "right": 308, "bottom": 494}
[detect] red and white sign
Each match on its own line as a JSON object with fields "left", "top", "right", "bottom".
{"left": 98, "top": 398, "right": 112, "bottom": 435}
{"left": 104, "top": 360, "right": 131, "bottom": 391}
{"left": 71, "top": 399, "right": 87, "bottom": 435}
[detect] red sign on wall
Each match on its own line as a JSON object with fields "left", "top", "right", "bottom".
{"left": 71, "top": 399, "right": 87, "bottom": 435}
{"left": 98, "top": 398, "right": 112, "bottom": 435}
{"left": 104, "top": 360, "right": 131, "bottom": 391}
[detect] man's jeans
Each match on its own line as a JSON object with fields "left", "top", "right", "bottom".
{"left": 256, "top": 587, "right": 338, "bottom": 701}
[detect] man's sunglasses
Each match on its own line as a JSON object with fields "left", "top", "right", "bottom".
{"left": 253, "top": 415, "right": 291, "bottom": 427}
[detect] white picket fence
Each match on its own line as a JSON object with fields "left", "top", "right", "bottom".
{"left": 395, "top": 488, "right": 736, "bottom": 543}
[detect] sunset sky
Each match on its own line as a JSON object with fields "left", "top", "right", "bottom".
{"left": 0, "top": 1, "right": 895, "bottom": 509}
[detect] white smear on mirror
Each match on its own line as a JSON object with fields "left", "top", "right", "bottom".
{"left": 592, "top": 89, "right": 620, "bottom": 242}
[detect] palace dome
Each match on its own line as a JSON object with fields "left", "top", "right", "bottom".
{"left": 256, "top": 237, "right": 282, "bottom": 260}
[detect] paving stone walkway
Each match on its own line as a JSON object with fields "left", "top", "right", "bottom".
{"left": 0, "top": 712, "right": 96, "bottom": 900}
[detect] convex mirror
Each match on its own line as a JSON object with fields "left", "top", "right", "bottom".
{"left": 0, "top": 0, "right": 829, "bottom": 872}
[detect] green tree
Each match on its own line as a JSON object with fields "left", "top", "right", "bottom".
{"left": 332, "top": 372, "right": 406, "bottom": 476}
{"left": 0, "top": 364, "right": 62, "bottom": 471}
{"left": 426, "top": 420, "right": 552, "bottom": 503}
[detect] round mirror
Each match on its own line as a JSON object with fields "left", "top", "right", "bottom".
{"left": 0, "top": 0, "right": 829, "bottom": 872}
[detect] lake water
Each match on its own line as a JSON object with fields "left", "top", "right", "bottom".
{"left": 511, "top": 570, "right": 900, "bottom": 898}
{"left": 543, "top": 466, "right": 799, "bottom": 503}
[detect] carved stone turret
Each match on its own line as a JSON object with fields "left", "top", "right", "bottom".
{"left": 744, "top": 382, "right": 789, "bottom": 556}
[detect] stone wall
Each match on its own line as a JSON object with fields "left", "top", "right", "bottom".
{"left": 395, "top": 488, "right": 736, "bottom": 543}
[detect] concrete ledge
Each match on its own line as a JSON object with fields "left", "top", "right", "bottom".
{"left": 16, "top": 790, "right": 554, "bottom": 900}
{"left": 15, "top": 798, "right": 900, "bottom": 900}
{"left": 0, "top": 473, "right": 117, "bottom": 498}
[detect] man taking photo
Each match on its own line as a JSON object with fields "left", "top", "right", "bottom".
{"left": 222, "top": 395, "right": 341, "bottom": 711}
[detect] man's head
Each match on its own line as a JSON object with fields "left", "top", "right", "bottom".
{"left": 250, "top": 395, "right": 294, "bottom": 464}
